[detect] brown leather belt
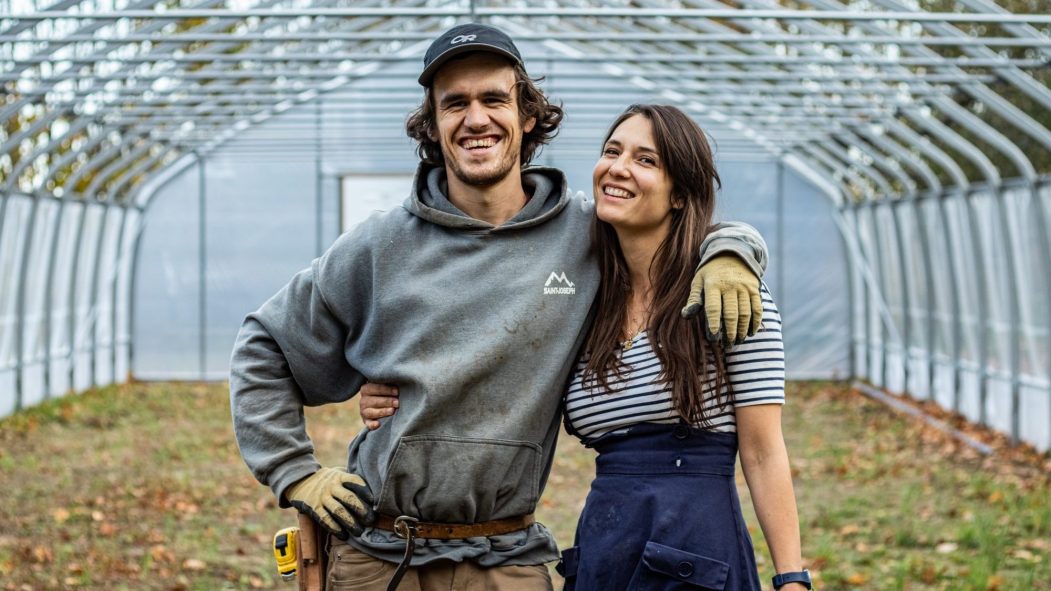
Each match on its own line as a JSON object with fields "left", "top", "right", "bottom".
{"left": 375, "top": 513, "right": 535, "bottom": 540}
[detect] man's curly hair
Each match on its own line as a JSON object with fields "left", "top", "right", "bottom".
{"left": 405, "top": 61, "right": 564, "bottom": 168}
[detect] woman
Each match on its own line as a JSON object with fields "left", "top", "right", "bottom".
{"left": 361, "top": 104, "right": 809, "bottom": 591}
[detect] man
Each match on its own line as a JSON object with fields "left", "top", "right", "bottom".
{"left": 230, "top": 23, "right": 767, "bottom": 590}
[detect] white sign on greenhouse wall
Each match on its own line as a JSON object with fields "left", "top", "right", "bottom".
{"left": 341, "top": 174, "right": 415, "bottom": 233}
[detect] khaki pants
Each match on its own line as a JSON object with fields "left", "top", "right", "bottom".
{"left": 325, "top": 536, "right": 553, "bottom": 591}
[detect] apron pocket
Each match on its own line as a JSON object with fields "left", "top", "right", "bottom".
{"left": 557, "top": 546, "right": 580, "bottom": 589}
{"left": 628, "top": 541, "right": 729, "bottom": 590}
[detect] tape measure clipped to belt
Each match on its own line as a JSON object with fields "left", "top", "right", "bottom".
{"left": 272, "top": 526, "right": 300, "bottom": 581}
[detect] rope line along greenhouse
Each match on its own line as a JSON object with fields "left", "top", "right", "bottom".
{"left": 1, "top": 0, "right": 1049, "bottom": 452}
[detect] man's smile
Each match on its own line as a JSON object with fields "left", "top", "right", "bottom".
{"left": 459, "top": 135, "right": 501, "bottom": 152}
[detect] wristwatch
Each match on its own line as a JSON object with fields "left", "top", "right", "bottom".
{"left": 773, "top": 570, "right": 812, "bottom": 589}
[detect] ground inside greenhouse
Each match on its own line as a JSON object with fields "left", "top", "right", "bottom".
{"left": 0, "top": 381, "right": 1048, "bottom": 591}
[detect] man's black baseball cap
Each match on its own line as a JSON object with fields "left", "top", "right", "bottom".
{"left": 418, "top": 23, "right": 523, "bottom": 86}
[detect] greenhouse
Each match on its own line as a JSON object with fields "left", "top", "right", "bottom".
{"left": 1, "top": 1, "right": 1050, "bottom": 589}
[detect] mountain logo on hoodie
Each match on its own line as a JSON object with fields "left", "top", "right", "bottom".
{"left": 544, "top": 272, "right": 576, "bottom": 295}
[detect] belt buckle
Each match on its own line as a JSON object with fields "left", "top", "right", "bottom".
{"left": 392, "top": 516, "right": 419, "bottom": 540}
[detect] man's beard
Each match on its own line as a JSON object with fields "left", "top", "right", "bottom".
{"left": 447, "top": 146, "right": 519, "bottom": 187}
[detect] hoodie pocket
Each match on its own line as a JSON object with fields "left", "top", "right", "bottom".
{"left": 377, "top": 435, "right": 543, "bottom": 523}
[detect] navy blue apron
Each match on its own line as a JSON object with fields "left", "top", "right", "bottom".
{"left": 558, "top": 423, "right": 761, "bottom": 591}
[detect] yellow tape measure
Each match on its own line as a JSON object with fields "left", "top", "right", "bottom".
{"left": 273, "top": 526, "right": 300, "bottom": 581}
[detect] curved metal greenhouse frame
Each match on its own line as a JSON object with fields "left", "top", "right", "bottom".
{"left": 1, "top": 0, "right": 1049, "bottom": 450}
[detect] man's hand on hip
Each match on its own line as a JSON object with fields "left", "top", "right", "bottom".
{"left": 285, "top": 467, "right": 375, "bottom": 540}
{"left": 681, "top": 254, "right": 762, "bottom": 344}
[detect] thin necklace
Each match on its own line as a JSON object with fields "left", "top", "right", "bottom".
{"left": 621, "top": 328, "right": 645, "bottom": 351}
{"left": 622, "top": 311, "right": 648, "bottom": 350}
{"left": 624, "top": 289, "right": 652, "bottom": 351}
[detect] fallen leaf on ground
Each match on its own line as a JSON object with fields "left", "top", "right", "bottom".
{"left": 839, "top": 523, "right": 860, "bottom": 535}
{"left": 846, "top": 573, "right": 868, "bottom": 585}
{"left": 30, "top": 545, "right": 53, "bottom": 564}
{"left": 182, "top": 558, "right": 206, "bottom": 571}
{"left": 1013, "top": 549, "right": 1035, "bottom": 561}
{"left": 150, "top": 545, "right": 175, "bottom": 563}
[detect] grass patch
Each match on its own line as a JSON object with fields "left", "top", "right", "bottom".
{"left": 1, "top": 381, "right": 1048, "bottom": 590}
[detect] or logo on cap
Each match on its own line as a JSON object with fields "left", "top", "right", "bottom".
{"left": 451, "top": 34, "right": 477, "bottom": 45}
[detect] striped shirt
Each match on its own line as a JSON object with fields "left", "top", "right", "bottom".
{"left": 565, "top": 286, "right": 785, "bottom": 443}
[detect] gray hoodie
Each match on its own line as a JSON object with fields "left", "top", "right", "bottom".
{"left": 230, "top": 164, "right": 767, "bottom": 567}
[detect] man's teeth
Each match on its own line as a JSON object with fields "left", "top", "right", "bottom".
{"left": 462, "top": 138, "right": 496, "bottom": 149}
{"left": 605, "top": 186, "right": 634, "bottom": 198}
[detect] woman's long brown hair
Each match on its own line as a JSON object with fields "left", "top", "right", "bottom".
{"left": 581, "top": 104, "right": 731, "bottom": 427}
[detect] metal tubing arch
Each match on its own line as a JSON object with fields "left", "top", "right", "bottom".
{"left": 903, "top": 109, "right": 1001, "bottom": 185}
{"left": 94, "top": 10, "right": 442, "bottom": 192}
{"left": 3, "top": 0, "right": 166, "bottom": 84}
{"left": 12, "top": 196, "right": 41, "bottom": 411}
{"left": 36, "top": 120, "right": 112, "bottom": 196}
{"left": 2, "top": 68, "right": 999, "bottom": 85}
{"left": 40, "top": 196, "right": 69, "bottom": 401}
{"left": 928, "top": 96, "right": 1037, "bottom": 181}
{"left": 895, "top": 110, "right": 996, "bottom": 423}
{"left": 3, "top": 0, "right": 421, "bottom": 192}
{"left": 27, "top": 79, "right": 963, "bottom": 100}
{"left": 810, "top": 0, "right": 1046, "bottom": 185}
{"left": 760, "top": 0, "right": 1004, "bottom": 189}
{"left": 816, "top": 138, "right": 896, "bottom": 199}
{"left": 8, "top": 7, "right": 1051, "bottom": 24}
{"left": 859, "top": 0, "right": 1051, "bottom": 157}
{"left": 834, "top": 130, "right": 919, "bottom": 196}
{"left": 5, "top": 6, "right": 432, "bottom": 105}
{"left": 855, "top": 126, "right": 942, "bottom": 194}
{"left": 887, "top": 197, "right": 913, "bottom": 394}
{"left": 722, "top": 0, "right": 954, "bottom": 191}
{"left": 7, "top": 31, "right": 1051, "bottom": 47}
{"left": 524, "top": 9, "right": 865, "bottom": 156}
{"left": 799, "top": 143, "right": 878, "bottom": 202}
{"left": 85, "top": 202, "right": 114, "bottom": 387}
{"left": 2, "top": 117, "right": 92, "bottom": 195}
{"left": 1, "top": 1, "right": 1049, "bottom": 451}
{"left": 881, "top": 0, "right": 1051, "bottom": 113}
{"left": 109, "top": 203, "right": 132, "bottom": 382}
{"left": 2, "top": 0, "right": 243, "bottom": 196}
{"left": 15, "top": 51, "right": 1039, "bottom": 69}
{"left": 911, "top": 195, "right": 941, "bottom": 400}
{"left": 0, "top": 0, "right": 227, "bottom": 129}
{"left": 63, "top": 197, "right": 90, "bottom": 392}
{"left": 29, "top": 88, "right": 934, "bottom": 111}
{"left": 0, "top": 2, "right": 1025, "bottom": 182}
{"left": 884, "top": 116, "right": 974, "bottom": 412}
{"left": 61, "top": 132, "right": 153, "bottom": 199}
{"left": 883, "top": 119, "right": 970, "bottom": 190}
{"left": 82, "top": 141, "right": 156, "bottom": 199}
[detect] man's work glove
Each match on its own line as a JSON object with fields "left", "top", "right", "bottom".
{"left": 285, "top": 467, "right": 375, "bottom": 540}
{"left": 681, "top": 254, "right": 762, "bottom": 344}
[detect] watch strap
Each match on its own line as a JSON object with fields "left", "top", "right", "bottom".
{"left": 772, "top": 570, "right": 812, "bottom": 589}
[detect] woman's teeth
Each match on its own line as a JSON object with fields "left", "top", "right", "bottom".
{"left": 604, "top": 186, "right": 634, "bottom": 199}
